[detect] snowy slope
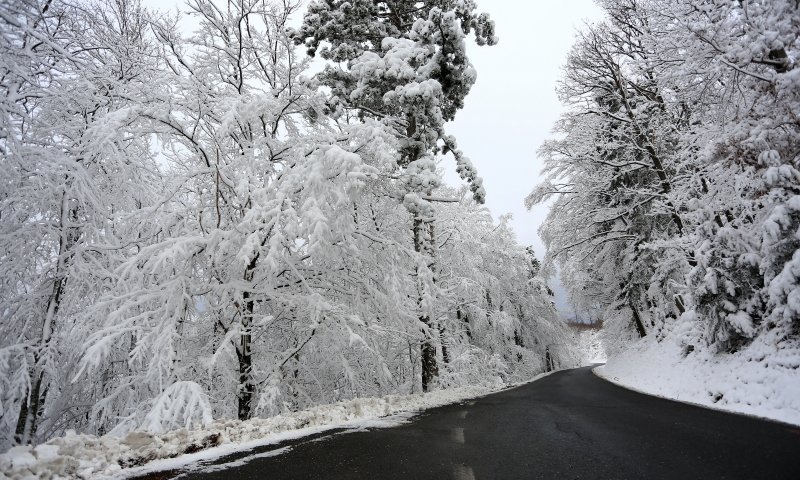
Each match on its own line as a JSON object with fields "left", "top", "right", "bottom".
{"left": 595, "top": 330, "right": 800, "bottom": 426}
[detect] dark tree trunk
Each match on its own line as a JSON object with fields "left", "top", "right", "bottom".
{"left": 439, "top": 324, "right": 450, "bottom": 365}
{"left": 16, "top": 355, "right": 49, "bottom": 445}
{"left": 457, "top": 307, "right": 471, "bottom": 340}
{"left": 544, "top": 347, "right": 555, "bottom": 372}
{"left": 413, "top": 217, "right": 438, "bottom": 392}
{"left": 420, "top": 337, "right": 439, "bottom": 392}
{"left": 514, "top": 329, "right": 525, "bottom": 362}
{"left": 237, "top": 257, "right": 258, "bottom": 421}
{"left": 16, "top": 205, "right": 72, "bottom": 445}
{"left": 674, "top": 294, "right": 686, "bottom": 315}
{"left": 630, "top": 302, "right": 647, "bottom": 338}
{"left": 514, "top": 329, "right": 524, "bottom": 347}
{"left": 14, "top": 375, "right": 49, "bottom": 445}
{"left": 237, "top": 295, "right": 255, "bottom": 420}
{"left": 14, "top": 387, "right": 29, "bottom": 444}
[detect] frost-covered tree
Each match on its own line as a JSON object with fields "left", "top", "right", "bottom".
{"left": 0, "top": 0, "right": 575, "bottom": 448}
{"left": 529, "top": 0, "right": 696, "bottom": 343}
{"left": 653, "top": 0, "right": 800, "bottom": 351}
{"left": 534, "top": 0, "right": 799, "bottom": 358}
{"left": 293, "top": 0, "right": 496, "bottom": 391}
{"left": 74, "top": 0, "right": 389, "bottom": 426}
{"left": 435, "top": 192, "right": 576, "bottom": 380}
{"left": 0, "top": 0, "right": 159, "bottom": 446}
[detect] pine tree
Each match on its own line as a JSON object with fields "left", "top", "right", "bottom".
{"left": 294, "top": 0, "right": 496, "bottom": 391}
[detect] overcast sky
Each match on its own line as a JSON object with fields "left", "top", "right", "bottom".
{"left": 443, "top": 0, "right": 604, "bottom": 317}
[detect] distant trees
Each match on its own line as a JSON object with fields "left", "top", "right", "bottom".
{"left": 0, "top": 0, "right": 574, "bottom": 449}
{"left": 434, "top": 191, "right": 574, "bottom": 382}
{"left": 531, "top": 0, "right": 799, "bottom": 353}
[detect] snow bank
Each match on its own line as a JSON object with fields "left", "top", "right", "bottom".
{"left": 0, "top": 381, "right": 517, "bottom": 479}
{"left": 595, "top": 330, "right": 800, "bottom": 426}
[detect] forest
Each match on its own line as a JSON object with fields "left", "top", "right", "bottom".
{"left": 0, "top": 0, "right": 577, "bottom": 451}
{"left": 530, "top": 0, "right": 798, "bottom": 362}
{"left": 1, "top": 0, "right": 798, "bottom": 469}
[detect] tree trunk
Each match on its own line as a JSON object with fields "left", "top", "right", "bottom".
{"left": 16, "top": 284, "right": 64, "bottom": 445}
{"left": 16, "top": 193, "right": 75, "bottom": 444}
{"left": 439, "top": 324, "right": 450, "bottom": 365}
{"left": 514, "top": 329, "right": 524, "bottom": 347}
{"left": 18, "top": 371, "right": 47, "bottom": 444}
{"left": 13, "top": 388, "right": 29, "bottom": 444}
{"left": 237, "top": 257, "right": 258, "bottom": 421}
{"left": 413, "top": 217, "right": 438, "bottom": 392}
{"left": 420, "top": 338, "right": 438, "bottom": 392}
{"left": 429, "top": 220, "right": 448, "bottom": 366}
{"left": 457, "top": 307, "right": 471, "bottom": 340}
{"left": 630, "top": 302, "right": 647, "bottom": 338}
{"left": 237, "top": 294, "right": 255, "bottom": 420}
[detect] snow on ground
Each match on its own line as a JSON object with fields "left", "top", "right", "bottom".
{"left": 0, "top": 373, "right": 552, "bottom": 480}
{"left": 595, "top": 329, "right": 800, "bottom": 426}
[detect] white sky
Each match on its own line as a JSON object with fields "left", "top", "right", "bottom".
{"left": 443, "top": 0, "right": 604, "bottom": 316}
{"left": 143, "top": 0, "right": 605, "bottom": 317}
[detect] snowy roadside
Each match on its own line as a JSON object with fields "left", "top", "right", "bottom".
{"left": 595, "top": 332, "right": 800, "bottom": 426}
{"left": 0, "top": 372, "right": 554, "bottom": 480}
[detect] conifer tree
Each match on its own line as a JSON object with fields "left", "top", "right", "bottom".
{"left": 294, "top": 0, "right": 496, "bottom": 391}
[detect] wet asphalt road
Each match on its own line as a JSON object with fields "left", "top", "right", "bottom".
{"left": 169, "top": 366, "right": 800, "bottom": 479}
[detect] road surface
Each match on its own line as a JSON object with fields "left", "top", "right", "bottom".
{"left": 152, "top": 366, "right": 800, "bottom": 479}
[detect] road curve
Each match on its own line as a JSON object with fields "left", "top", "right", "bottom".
{"left": 161, "top": 366, "right": 800, "bottom": 479}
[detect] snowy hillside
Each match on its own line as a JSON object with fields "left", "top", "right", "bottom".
{"left": 596, "top": 328, "right": 800, "bottom": 426}
{"left": 529, "top": 0, "right": 800, "bottom": 429}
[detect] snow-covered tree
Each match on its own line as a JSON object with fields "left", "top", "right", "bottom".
{"left": 534, "top": 0, "right": 799, "bottom": 358}
{"left": 0, "top": 0, "right": 159, "bottom": 447}
{"left": 529, "top": 0, "right": 696, "bottom": 344}
{"left": 74, "top": 0, "right": 392, "bottom": 427}
{"left": 654, "top": 0, "right": 800, "bottom": 351}
{"left": 435, "top": 192, "right": 577, "bottom": 381}
{"left": 0, "top": 0, "right": 575, "bottom": 448}
{"left": 294, "top": 0, "right": 496, "bottom": 391}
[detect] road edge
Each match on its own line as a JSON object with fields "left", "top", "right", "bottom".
{"left": 122, "top": 369, "right": 564, "bottom": 479}
{"left": 591, "top": 366, "right": 800, "bottom": 428}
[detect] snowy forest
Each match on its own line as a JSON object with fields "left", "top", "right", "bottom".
{"left": 531, "top": 0, "right": 799, "bottom": 384}
{"left": 0, "top": 0, "right": 579, "bottom": 451}
{"left": 1, "top": 0, "right": 799, "bottom": 471}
